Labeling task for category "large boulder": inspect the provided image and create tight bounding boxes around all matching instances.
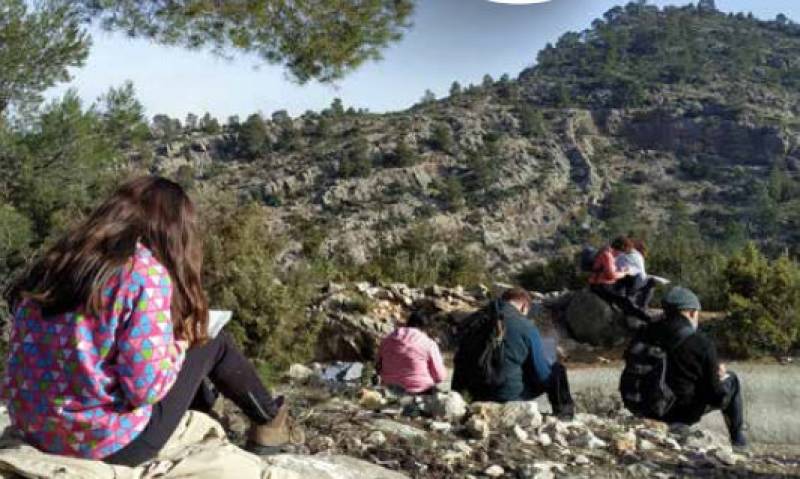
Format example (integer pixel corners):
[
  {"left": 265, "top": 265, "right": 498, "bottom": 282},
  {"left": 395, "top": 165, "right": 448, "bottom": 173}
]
[{"left": 564, "top": 289, "right": 628, "bottom": 347}]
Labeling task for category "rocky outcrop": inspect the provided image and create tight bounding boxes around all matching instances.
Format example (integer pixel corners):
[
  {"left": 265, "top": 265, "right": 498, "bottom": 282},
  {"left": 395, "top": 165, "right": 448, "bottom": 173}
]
[
  {"left": 310, "top": 281, "right": 639, "bottom": 362},
  {"left": 563, "top": 289, "right": 630, "bottom": 347},
  {"left": 312, "top": 282, "right": 488, "bottom": 362},
  {"left": 622, "top": 109, "right": 788, "bottom": 165}
]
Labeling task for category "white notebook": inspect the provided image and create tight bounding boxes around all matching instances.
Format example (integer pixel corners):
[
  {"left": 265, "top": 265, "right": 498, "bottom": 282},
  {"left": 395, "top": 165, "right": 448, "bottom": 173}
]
[
  {"left": 650, "top": 275, "right": 671, "bottom": 285},
  {"left": 208, "top": 310, "right": 233, "bottom": 338}
]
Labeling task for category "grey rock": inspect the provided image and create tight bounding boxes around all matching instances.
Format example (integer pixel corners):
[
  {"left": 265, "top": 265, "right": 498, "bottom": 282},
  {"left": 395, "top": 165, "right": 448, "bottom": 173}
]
[
  {"left": 369, "top": 419, "right": 427, "bottom": 440},
  {"left": 484, "top": 465, "right": 505, "bottom": 477},
  {"left": 265, "top": 454, "right": 409, "bottom": 479},
  {"left": 564, "top": 289, "right": 629, "bottom": 346},
  {"left": 466, "top": 416, "right": 490, "bottom": 440},
  {"left": 424, "top": 391, "right": 467, "bottom": 421},
  {"left": 365, "top": 430, "right": 387, "bottom": 446},
  {"left": 285, "top": 363, "right": 314, "bottom": 381},
  {"left": 573, "top": 454, "right": 590, "bottom": 466},
  {"left": 498, "top": 401, "right": 543, "bottom": 429}
]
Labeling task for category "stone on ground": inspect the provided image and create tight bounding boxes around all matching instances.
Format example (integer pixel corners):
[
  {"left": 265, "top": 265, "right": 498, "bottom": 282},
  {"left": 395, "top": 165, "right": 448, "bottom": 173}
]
[
  {"left": 369, "top": 419, "right": 427, "bottom": 440},
  {"left": 264, "top": 454, "right": 409, "bottom": 479},
  {"left": 423, "top": 391, "right": 467, "bottom": 421}
]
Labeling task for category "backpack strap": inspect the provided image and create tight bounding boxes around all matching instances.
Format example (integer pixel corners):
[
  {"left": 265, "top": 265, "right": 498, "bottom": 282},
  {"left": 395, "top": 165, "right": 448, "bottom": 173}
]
[{"left": 490, "top": 300, "right": 506, "bottom": 342}]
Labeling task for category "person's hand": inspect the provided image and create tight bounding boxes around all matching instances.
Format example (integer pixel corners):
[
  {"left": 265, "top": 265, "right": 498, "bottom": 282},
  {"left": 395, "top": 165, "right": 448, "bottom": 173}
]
[{"left": 718, "top": 363, "right": 727, "bottom": 380}]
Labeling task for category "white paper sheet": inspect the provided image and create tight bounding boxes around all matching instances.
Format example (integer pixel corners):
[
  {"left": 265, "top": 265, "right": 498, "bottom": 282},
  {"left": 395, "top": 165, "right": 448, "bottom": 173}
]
[{"left": 208, "top": 310, "right": 233, "bottom": 338}]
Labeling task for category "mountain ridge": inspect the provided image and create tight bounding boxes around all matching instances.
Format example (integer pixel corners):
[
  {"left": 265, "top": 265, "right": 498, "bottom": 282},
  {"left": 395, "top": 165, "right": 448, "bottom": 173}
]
[{"left": 148, "top": 0, "right": 800, "bottom": 274}]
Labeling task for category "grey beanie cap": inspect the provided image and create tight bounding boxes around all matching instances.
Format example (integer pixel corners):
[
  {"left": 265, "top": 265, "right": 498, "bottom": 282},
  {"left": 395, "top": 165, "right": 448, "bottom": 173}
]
[{"left": 662, "top": 286, "right": 701, "bottom": 311}]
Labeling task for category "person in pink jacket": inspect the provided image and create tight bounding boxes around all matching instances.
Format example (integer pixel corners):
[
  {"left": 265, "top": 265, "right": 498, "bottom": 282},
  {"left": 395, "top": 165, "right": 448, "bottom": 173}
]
[
  {"left": 377, "top": 312, "right": 447, "bottom": 394},
  {"left": 3, "top": 176, "right": 291, "bottom": 465}
]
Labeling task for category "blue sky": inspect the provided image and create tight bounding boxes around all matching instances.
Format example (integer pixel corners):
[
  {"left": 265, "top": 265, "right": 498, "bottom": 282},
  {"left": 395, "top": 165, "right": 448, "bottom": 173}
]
[{"left": 48, "top": 0, "right": 800, "bottom": 121}]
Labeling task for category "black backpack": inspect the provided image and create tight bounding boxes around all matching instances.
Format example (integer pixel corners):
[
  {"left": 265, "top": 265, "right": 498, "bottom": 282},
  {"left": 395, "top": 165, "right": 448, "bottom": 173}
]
[
  {"left": 619, "top": 326, "right": 694, "bottom": 418},
  {"left": 452, "top": 301, "right": 507, "bottom": 398}
]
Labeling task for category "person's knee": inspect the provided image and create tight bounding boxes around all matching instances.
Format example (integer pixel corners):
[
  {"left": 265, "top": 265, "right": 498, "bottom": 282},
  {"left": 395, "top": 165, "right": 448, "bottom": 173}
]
[
  {"left": 724, "top": 371, "right": 742, "bottom": 394},
  {"left": 723, "top": 370, "right": 741, "bottom": 387}
]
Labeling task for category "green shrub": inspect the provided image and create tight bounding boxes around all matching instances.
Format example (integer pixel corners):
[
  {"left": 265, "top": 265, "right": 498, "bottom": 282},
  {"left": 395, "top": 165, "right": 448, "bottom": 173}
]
[
  {"left": 202, "top": 201, "right": 323, "bottom": 369},
  {"left": 390, "top": 137, "right": 418, "bottom": 167},
  {"left": 337, "top": 294, "right": 374, "bottom": 315},
  {"left": 437, "top": 176, "right": 465, "bottom": 211},
  {"left": 339, "top": 136, "right": 372, "bottom": 178},
  {"left": 518, "top": 104, "right": 547, "bottom": 137},
  {"left": 719, "top": 243, "right": 800, "bottom": 358},
  {"left": 429, "top": 122, "right": 455, "bottom": 153},
  {"left": 353, "top": 223, "right": 488, "bottom": 288},
  {"left": 516, "top": 255, "right": 587, "bottom": 293},
  {"left": 238, "top": 114, "right": 270, "bottom": 160}
]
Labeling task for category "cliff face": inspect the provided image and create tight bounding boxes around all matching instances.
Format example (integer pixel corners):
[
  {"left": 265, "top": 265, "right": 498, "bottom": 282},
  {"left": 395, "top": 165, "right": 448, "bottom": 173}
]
[{"left": 150, "top": 2, "right": 800, "bottom": 272}]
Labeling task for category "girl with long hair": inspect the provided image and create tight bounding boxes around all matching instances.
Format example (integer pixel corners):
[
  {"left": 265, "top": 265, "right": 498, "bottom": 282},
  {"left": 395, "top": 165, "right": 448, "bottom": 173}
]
[{"left": 3, "top": 176, "right": 290, "bottom": 465}]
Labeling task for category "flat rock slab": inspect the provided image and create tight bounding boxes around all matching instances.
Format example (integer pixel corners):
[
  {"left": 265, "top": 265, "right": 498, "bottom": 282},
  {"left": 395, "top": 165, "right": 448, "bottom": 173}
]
[{"left": 265, "top": 454, "right": 409, "bottom": 479}]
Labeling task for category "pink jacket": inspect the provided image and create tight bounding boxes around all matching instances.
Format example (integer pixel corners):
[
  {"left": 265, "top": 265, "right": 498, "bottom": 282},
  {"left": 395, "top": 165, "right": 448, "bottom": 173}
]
[
  {"left": 378, "top": 327, "right": 446, "bottom": 393},
  {"left": 3, "top": 243, "right": 185, "bottom": 459}
]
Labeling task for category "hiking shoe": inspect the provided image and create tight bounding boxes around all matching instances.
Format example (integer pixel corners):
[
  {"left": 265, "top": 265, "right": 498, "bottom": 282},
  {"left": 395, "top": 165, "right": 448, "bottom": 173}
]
[
  {"left": 245, "top": 402, "right": 305, "bottom": 456},
  {"left": 555, "top": 404, "right": 576, "bottom": 422},
  {"left": 731, "top": 431, "right": 748, "bottom": 450}
]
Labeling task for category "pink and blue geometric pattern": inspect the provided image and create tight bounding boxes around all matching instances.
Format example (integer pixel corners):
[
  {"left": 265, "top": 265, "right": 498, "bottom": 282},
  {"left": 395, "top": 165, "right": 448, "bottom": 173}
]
[{"left": 2, "top": 243, "right": 185, "bottom": 459}]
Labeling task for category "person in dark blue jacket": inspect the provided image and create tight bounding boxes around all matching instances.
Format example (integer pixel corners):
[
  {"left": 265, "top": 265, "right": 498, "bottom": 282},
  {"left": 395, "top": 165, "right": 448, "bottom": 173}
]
[{"left": 452, "top": 288, "right": 575, "bottom": 418}]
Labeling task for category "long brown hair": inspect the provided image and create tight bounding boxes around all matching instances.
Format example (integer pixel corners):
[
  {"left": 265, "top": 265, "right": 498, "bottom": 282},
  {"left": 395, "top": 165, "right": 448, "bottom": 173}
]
[{"left": 6, "top": 176, "right": 209, "bottom": 346}]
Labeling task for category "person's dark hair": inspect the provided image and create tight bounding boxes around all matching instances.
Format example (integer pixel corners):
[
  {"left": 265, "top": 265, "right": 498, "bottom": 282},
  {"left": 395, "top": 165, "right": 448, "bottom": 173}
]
[
  {"left": 501, "top": 287, "right": 531, "bottom": 305},
  {"left": 633, "top": 239, "right": 648, "bottom": 257},
  {"left": 406, "top": 311, "right": 427, "bottom": 329},
  {"left": 611, "top": 236, "right": 634, "bottom": 252},
  {"left": 6, "top": 176, "right": 209, "bottom": 346}
]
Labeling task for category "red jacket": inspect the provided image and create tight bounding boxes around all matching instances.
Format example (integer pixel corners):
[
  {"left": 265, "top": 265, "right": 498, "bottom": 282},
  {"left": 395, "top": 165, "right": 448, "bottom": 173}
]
[{"left": 589, "top": 246, "right": 625, "bottom": 285}]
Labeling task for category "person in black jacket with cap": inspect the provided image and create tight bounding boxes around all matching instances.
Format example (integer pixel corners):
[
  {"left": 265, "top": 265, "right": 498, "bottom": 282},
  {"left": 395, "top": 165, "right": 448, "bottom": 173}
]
[{"left": 636, "top": 287, "right": 747, "bottom": 447}]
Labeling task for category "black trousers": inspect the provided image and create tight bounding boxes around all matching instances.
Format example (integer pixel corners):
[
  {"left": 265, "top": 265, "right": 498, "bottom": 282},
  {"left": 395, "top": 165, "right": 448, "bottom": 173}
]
[
  {"left": 523, "top": 362, "right": 575, "bottom": 416},
  {"left": 104, "top": 333, "right": 277, "bottom": 466},
  {"left": 632, "top": 278, "right": 657, "bottom": 310},
  {"left": 663, "top": 372, "right": 745, "bottom": 440},
  {"left": 590, "top": 282, "right": 651, "bottom": 323}
]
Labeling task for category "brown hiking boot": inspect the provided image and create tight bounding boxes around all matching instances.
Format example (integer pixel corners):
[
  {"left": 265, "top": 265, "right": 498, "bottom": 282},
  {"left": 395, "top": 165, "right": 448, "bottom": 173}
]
[{"left": 246, "top": 403, "right": 305, "bottom": 455}]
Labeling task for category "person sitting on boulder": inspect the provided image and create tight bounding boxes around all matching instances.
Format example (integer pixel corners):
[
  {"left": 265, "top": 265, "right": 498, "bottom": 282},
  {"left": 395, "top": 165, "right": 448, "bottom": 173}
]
[
  {"left": 452, "top": 288, "right": 575, "bottom": 419},
  {"left": 377, "top": 311, "right": 447, "bottom": 395},
  {"left": 589, "top": 236, "right": 651, "bottom": 323},
  {"left": 3, "top": 176, "right": 294, "bottom": 465},
  {"left": 623, "top": 287, "right": 747, "bottom": 448},
  {"left": 615, "top": 238, "right": 657, "bottom": 309}
]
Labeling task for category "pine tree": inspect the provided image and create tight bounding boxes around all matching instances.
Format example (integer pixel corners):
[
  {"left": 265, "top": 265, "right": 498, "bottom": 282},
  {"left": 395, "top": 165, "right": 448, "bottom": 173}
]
[
  {"left": 0, "top": 0, "right": 89, "bottom": 113},
  {"left": 449, "top": 81, "right": 462, "bottom": 97},
  {"left": 75, "top": 0, "right": 415, "bottom": 83},
  {"left": 392, "top": 137, "right": 417, "bottom": 167},
  {"left": 238, "top": 114, "right": 270, "bottom": 160},
  {"left": 430, "top": 123, "right": 455, "bottom": 153},
  {"left": 420, "top": 89, "right": 436, "bottom": 104}
]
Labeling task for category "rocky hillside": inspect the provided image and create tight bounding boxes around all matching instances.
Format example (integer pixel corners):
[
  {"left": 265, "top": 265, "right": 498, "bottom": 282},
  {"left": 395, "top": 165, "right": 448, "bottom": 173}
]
[{"left": 148, "top": 1, "right": 800, "bottom": 273}]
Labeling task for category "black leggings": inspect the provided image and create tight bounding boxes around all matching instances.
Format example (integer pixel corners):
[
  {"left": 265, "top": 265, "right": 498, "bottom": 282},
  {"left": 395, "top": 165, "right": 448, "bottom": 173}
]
[
  {"left": 632, "top": 278, "right": 657, "bottom": 310},
  {"left": 524, "top": 362, "right": 575, "bottom": 416},
  {"left": 104, "top": 333, "right": 277, "bottom": 466},
  {"left": 590, "top": 282, "right": 651, "bottom": 323}
]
